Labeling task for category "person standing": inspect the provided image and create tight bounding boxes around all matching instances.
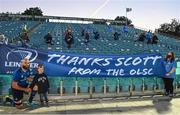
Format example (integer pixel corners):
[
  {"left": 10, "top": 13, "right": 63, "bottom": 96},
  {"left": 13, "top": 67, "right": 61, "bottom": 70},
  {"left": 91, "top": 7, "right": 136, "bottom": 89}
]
[
  {"left": 163, "top": 52, "right": 177, "bottom": 97},
  {"left": 65, "top": 29, "right": 74, "bottom": 49},
  {"left": 31, "top": 64, "right": 50, "bottom": 106}
]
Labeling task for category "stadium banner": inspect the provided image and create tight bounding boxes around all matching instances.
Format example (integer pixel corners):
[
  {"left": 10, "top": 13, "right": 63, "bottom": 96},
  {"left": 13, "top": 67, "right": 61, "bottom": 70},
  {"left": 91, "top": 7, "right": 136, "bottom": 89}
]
[{"left": 0, "top": 44, "right": 166, "bottom": 77}]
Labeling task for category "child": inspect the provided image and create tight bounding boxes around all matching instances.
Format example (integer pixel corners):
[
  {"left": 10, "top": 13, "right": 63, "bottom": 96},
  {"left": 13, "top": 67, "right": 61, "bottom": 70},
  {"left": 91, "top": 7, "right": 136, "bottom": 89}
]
[{"left": 31, "top": 64, "right": 50, "bottom": 106}]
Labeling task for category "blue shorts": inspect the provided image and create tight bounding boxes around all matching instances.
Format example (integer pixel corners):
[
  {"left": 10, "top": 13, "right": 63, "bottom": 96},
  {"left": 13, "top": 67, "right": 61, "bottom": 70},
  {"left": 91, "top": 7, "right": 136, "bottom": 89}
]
[{"left": 12, "top": 88, "right": 24, "bottom": 103}]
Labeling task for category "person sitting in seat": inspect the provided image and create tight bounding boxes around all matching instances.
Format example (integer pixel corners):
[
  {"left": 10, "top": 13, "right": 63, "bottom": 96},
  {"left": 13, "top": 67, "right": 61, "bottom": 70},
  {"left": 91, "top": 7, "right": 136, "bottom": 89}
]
[
  {"left": 134, "top": 32, "right": 139, "bottom": 42},
  {"left": 0, "top": 33, "right": 8, "bottom": 44},
  {"left": 20, "top": 32, "right": 30, "bottom": 47},
  {"left": 122, "top": 26, "right": 128, "bottom": 38},
  {"left": 44, "top": 32, "right": 53, "bottom": 47},
  {"left": 93, "top": 31, "right": 100, "bottom": 40},
  {"left": 114, "top": 32, "right": 121, "bottom": 40},
  {"left": 138, "top": 32, "right": 145, "bottom": 42},
  {"left": 122, "top": 26, "right": 128, "bottom": 34},
  {"left": 22, "top": 23, "right": 28, "bottom": 33},
  {"left": 21, "top": 32, "right": 29, "bottom": 43},
  {"left": 145, "top": 30, "right": 152, "bottom": 44},
  {"left": 81, "top": 29, "right": 85, "bottom": 37},
  {"left": 152, "top": 33, "right": 158, "bottom": 44},
  {"left": 84, "top": 32, "right": 90, "bottom": 45}
]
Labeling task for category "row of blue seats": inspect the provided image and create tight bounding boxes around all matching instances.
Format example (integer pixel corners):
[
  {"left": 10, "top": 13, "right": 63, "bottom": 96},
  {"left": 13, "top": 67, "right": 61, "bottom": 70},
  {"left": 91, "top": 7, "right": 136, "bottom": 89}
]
[{"left": 1, "top": 75, "right": 180, "bottom": 95}]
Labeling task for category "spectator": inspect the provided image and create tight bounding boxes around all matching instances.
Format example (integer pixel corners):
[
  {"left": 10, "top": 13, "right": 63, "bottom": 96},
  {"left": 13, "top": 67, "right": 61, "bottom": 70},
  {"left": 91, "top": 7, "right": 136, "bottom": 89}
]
[
  {"left": 122, "top": 26, "right": 128, "bottom": 38},
  {"left": 151, "top": 33, "right": 158, "bottom": 44},
  {"left": 108, "top": 24, "right": 114, "bottom": 33},
  {"left": 20, "top": 32, "right": 30, "bottom": 47},
  {"left": 21, "top": 32, "right": 30, "bottom": 43},
  {"left": 29, "top": 64, "right": 50, "bottom": 107},
  {"left": 145, "top": 30, "right": 152, "bottom": 44},
  {"left": 66, "top": 26, "right": 72, "bottom": 34},
  {"left": 84, "top": 32, "right": 90, "bottom": 45},
  {"left": 65, "top": 29, "right": 74, "bottom": 49},
  {"left": 3, "top": 37, "right": 8, "bottom": 44},
  {"left": 134, "top": 32, "right": 139, "bottom": 42},
  {"left": 163, "top": 52, "right": 177, "bottom": 97},
  {"left": 93, "top": 31, "right": 100, "bottom": 40},
  {"left": 22, "top": 23, "right": 28, "bottom": 33},
  {"left": 0, "top": 33, "right": 5, "bottom": 43},
  {"left": 44, "top": 32, "right": 53, "bottom": 47},
  {"left": 81, "top": 29, "right": 85, "bottom": 37},
  {"left": 0, "top": 33, "right": 8, "bottom": 44},
  {"left": 122, "top": 26, "right": 128, "bottom": 34},
  {"left": 45, "top": 32, "right": 52, "bottom": 44},
  {"left": 114, "top": 32, "right": 121, "bottom": 40},
  {"left": 11, "top": 58, "right": 32, "bottom": 109},
  {"left": 138, "top": 32, "right": 145, "bottom": 42}
]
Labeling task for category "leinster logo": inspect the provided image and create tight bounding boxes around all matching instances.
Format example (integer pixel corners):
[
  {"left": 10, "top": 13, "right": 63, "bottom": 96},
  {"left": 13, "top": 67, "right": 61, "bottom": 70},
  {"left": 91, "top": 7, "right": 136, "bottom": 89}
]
[{"left": 6, "top": 48, "right": 38, "bottom": 62}]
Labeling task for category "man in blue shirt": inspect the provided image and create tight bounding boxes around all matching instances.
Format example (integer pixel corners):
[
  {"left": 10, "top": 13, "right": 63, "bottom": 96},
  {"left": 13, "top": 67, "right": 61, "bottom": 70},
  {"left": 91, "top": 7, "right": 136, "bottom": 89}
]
[
  {"left": 163, "top": 52, "right": 177, "bottom": 97},
  {"left": 122, "top": 26, "right": 128, "bottom": 33},
  {"left": 11, "top": 58, "right": 32, "bottom": 109},
  {"left": 145, "top": 31, "right": 152, "bottom": 44}
]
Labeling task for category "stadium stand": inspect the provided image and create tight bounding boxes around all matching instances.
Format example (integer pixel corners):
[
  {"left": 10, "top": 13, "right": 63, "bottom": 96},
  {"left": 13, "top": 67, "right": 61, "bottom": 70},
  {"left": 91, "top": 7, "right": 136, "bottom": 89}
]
[
  {"left": 0, "top": 20, "right": 39, "bottom": 42},
  {"left": 0, "top": 15, "right": 180, "bottom": 98}
]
